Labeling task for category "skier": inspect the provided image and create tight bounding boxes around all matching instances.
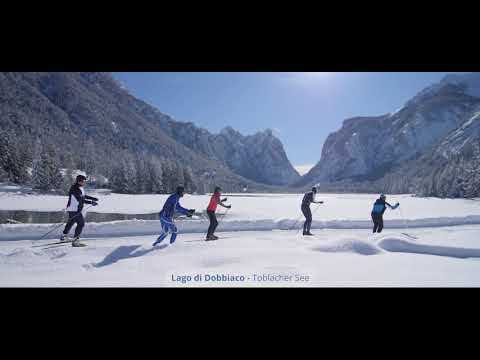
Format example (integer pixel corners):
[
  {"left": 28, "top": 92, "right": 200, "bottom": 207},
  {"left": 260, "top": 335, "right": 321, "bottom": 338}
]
[
  {"left": 371, "top": 194, "right": 399, "bottom": 233},
  {"left": 153, "top": 186, "right": 195, "bottom": 246},
  {"left": 61, "top": 174, "right": 99, "bottom": 247},
  {"left": 206, "top": 186, "right": 231, "bottom": 241},
  {"left": 301, "top": 187, "right": 323, "bottom": 236}
]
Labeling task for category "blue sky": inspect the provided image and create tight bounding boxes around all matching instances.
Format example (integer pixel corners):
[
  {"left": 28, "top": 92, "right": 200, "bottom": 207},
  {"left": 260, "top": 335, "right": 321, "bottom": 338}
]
[{"left": 112, "top": 72, "right": 463, "bottom": 173}]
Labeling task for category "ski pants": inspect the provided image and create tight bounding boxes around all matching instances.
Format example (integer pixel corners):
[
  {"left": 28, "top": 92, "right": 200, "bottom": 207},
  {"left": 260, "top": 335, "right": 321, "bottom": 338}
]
[
  {"left": 302, "top": 205, "right": 312, "bottom": 233},
  {"left": 371, "top": 212, "right": 384, "bottom": 233},
  {"left": 157, "top": 215, "right": 178, "bottom": 244},
  {"left": 207, "top": 210, "right": 218, "bottom": 237},
  {"left": 63, "top": 211, "right": 85, "bottom": 238}
]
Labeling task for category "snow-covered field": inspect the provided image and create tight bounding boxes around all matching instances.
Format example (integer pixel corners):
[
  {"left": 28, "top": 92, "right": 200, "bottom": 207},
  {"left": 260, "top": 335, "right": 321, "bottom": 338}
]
[
  {"left": 2, "top": 227, "right": 480, "bottom": 287},
  {"left": 1, "top": 189, "right": 480, "bottom": 287}
]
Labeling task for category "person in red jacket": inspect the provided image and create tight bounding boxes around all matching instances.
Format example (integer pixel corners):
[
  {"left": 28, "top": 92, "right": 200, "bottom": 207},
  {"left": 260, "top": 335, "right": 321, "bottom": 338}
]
[{"left": 206, "top": 186, "right": 231, "bottom": 241}]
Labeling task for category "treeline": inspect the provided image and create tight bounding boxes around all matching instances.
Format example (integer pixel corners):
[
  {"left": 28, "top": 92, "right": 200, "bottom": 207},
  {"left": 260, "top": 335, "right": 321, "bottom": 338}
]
[
  {"left": 108, "top": 153, "right": 197, "bottom": 194},
  {"left": 0, "top": 129, "right": 218, "bottom": 194}
]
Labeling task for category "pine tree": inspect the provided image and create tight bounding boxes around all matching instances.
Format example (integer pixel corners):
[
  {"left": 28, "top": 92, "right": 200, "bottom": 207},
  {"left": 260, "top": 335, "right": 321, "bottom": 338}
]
[
  {"left": 110, "top": 164, "right": 129, "bottom": 193},
  {"left": 146, "top": 157, "right": 163, "bottom": 194},
  {"left": 77, "top": 139, "right": 97, "bottom": 176},
  {"left": 183, "top": 166, "right": 196, "bottom": 193},
  {"left": 135, "top": 157, "right": 148, "bottom": 193},
  {"left": 0, "top": 129, "right": 28, "bottom": 183},
  {"left": 110, "top": 157, "right": 137, "bottom": 194},
  {"left": 175, "top": 162, "right": 185, "bottom": 189},
  {"left": 31, "top": 145, "right": 63, "bottom": 191},
  {"left": 162, "top": 160, "right": 174, "bottom": 193}
]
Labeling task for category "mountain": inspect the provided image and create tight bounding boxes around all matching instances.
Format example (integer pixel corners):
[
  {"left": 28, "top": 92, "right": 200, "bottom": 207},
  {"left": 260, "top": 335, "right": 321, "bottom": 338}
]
[
  {"left": 118, "top": 92, "right": 300, "bottom": 186},
  {"left": 152, "top": 121, "right": 300, "bottom": 186},
  {"left": 0, "top": 72, "right": 289, "bottom": 193},
  {"left": 296, "top": 73, "right": 480, "bottom": 197}
]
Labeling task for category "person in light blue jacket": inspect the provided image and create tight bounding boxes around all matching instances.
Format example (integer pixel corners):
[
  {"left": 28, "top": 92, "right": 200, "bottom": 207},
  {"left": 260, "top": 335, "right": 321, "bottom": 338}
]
[
  {"left": 153, "top": 186, "right": 195, "bottom": 246},
  {"left": 371, "top": 194, "right": 399, "bottom": 233}
]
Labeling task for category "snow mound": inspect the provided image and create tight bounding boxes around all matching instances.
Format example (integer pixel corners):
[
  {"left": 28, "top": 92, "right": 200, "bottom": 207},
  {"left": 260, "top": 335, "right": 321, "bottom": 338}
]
[
  {"left": 311, "top": 238, "right": 381, "bottom": 256},
  {"left": 377, "top": 237, "right": 480, "bottom": 259}
]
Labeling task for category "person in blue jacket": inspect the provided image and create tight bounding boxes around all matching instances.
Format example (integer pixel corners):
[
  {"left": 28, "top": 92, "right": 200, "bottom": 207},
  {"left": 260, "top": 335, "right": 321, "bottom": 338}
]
[
  {"left": 153, "top": 186, "right": 195, "bottom": 246},
  {"left": 371, "top": 194, "right": 399, "bottom": 233}
]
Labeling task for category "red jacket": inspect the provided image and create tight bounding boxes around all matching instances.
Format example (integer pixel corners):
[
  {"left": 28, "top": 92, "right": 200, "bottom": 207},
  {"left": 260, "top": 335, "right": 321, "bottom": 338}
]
[{"left": 207, "top": 192, "right": 221, "bottom": 212}]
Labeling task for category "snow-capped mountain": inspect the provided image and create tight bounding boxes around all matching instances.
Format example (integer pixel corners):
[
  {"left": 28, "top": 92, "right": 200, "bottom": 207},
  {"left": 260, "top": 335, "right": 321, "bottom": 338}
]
[
  {"left": 296, "top": 73, "right": 480, "bottom": 197},
  {"left": 153, "top": 122, "right": 300, "bottom": 186}
]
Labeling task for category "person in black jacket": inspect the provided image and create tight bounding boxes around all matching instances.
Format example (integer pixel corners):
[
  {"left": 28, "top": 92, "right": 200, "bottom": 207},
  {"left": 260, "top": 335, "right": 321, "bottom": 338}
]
[
  {"left": 61, "top": 175, "right": 99, "bottom": 247},
  {"left": 301, "top": 187, "right": 324, "bottom": 236}
]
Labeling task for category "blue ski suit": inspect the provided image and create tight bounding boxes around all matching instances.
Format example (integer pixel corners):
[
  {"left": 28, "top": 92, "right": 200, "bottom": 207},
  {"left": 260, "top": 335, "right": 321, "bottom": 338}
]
[{"left": 154, "top": 193, "right": 190, "bottom": 245}]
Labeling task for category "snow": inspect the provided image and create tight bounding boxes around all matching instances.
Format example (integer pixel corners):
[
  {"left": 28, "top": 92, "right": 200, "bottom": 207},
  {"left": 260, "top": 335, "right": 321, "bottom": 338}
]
[
  {"left": 4, "top": 214, "right": 480, "bottom": 241},
  {"left": 294, "top": 164, "right": 314, "bottom": 176},
  {"left": 2, "top": 192, "right": 480, "bottom": 221},
  {"left": 2, "top": 192, "right": 480, "bottom": 286},
  {"left": 2, "top": 226, "right": 480, "bottom": 287}
]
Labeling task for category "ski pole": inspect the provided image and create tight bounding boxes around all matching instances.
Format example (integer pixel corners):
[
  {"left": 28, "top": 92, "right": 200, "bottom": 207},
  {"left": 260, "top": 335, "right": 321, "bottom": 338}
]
[
  {"left": 215, "top": 207, "right": 230, "bottom": 233},
  {"left": 295, "top": 203, "right": 322, "bottom": 235},
  {"left": 289, "top": 214, "right": 304, "bottom": 231},
  {"left": 31, "top": 209, "right": 68, "bottom": 244},
  {"left": 38, "top": 205, "right": 94, "bottom": 240}
]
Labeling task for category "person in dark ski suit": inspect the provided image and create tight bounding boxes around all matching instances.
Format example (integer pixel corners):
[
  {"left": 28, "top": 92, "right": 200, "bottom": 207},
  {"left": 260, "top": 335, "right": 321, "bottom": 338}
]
[
  {"left": 301, "top": 187, "right": 324, "bottom": 236},
  {"left": 206, "top": 186, "right": 231, "bottom": 241},
  {"left": 61, "top": 175, "right": 99, "bottom": 247},
  {"left": 153, "top": 186, "right": 195, "bottom": 246},
  {"left": 371, "top": 194, "right": 399, "bottom": 233}
]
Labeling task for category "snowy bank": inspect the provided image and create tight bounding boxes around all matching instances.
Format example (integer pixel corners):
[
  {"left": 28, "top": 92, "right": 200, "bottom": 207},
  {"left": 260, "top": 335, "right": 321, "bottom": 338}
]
[{"left": 3, "top": 215, "right": 480, "bottom": 241}]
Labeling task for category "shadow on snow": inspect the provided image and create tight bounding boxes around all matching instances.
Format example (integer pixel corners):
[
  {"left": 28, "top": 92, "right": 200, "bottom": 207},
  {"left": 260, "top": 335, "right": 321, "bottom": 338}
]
[{"left": 94, "top": 244, "right": 168, "bottom": 268}]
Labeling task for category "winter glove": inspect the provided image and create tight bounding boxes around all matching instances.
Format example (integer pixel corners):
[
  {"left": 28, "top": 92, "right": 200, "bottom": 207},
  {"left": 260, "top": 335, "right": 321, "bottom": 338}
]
[{"left": 187, "top": 209, "right": 195, "bottom": 217}]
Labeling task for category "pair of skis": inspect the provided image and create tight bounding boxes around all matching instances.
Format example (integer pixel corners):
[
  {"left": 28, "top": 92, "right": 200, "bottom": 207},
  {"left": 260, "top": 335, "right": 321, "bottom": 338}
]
[{"left": 32, "top": 237, "right": 88, "bottom": 249}]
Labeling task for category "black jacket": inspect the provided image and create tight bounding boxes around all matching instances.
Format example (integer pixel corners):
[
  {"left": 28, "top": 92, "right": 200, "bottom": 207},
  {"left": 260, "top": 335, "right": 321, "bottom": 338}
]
[
  {"left": 66, "top": 184, "right": 98, "bottom": 213},
  {"left": 302, "top": 191, "right": 315, "bottom": 207}
]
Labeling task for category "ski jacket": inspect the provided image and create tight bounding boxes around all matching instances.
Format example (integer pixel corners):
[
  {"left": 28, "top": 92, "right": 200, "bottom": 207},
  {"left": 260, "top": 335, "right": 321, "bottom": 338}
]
[
  {"left": 302, "top": 191, "right": 316, "bottom": 207},
  {"left": 371, "top": 198, "right": 398, "bottom": 215},
  {"left": 207, "top": 192, "right": 228, "bottom": 212},
  {"left": 160, "top": 193, "right": 189, "bottom": 220},
  {"left": 65, "top": 184, "right": 98, "bottom": 213}
]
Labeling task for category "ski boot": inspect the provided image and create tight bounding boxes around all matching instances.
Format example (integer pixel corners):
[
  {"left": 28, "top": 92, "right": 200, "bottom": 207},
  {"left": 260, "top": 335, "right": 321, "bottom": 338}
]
[
  {"left": 153, "top": 237, "right": 165, "bottom": 247},
  {"left": 72, "top": 237, "right": 87, "bottom": 247},
  {"left": 60, "top": 234, "right": 70, "bottom": 243},
  {"left": 206, "top": 235, "right": 217, "bottom": 241},
  {"left": 303, "top": 232, "right": 314, "bottom": 236}
]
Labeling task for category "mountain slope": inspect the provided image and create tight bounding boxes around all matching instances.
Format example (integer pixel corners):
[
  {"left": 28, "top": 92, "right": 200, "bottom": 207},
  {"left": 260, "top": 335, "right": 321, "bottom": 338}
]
[
  {"left": 0, "top": 72, "right": 281, "bottom": 192},
  {"left": 296, "top": 73, "right": 480, "bottom": 197}
]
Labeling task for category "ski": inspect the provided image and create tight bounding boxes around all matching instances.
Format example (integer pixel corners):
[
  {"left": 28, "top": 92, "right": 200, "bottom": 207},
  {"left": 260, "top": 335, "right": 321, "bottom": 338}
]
[
  {"left": 32, "top": 239, "right": 73, "bottom": 248},
  {"left": 401, "top": 232, "right": 418, "bottom": 240}
]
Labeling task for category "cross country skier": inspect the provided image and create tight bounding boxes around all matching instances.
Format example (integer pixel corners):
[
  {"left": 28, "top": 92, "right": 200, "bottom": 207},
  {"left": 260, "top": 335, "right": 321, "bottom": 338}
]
[
  {"left": 153, "top": 186, "right": 195, "bottom": 246},
  {"left": 61, "top": 175, "right": 99, "bottom": 247},
  {"left": 206, "top": 186, "right": 231, "bottom": 241},
  {"left": 301, "top": 187, "right": 323, "bottom": 236},
  {"left": 371, "top": 194, "right": 399, "bottom": 233}
]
